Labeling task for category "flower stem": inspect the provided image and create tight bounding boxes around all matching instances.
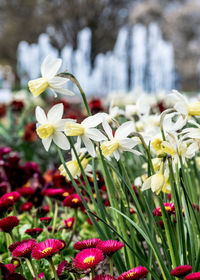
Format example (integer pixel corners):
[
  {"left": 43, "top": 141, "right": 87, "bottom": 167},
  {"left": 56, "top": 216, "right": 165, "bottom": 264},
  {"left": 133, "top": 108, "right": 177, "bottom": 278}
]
[
  {"left": 26, "top": 258, "right": 39, "bottom": 280},
  {"left": 66, "top": 209, "right": 77, "bottom": 248},
  {"left": 109, "top": 255, "right": 114, "bottom": 276},
  {"left": 48, "top": 257, "right": 59, "bottom": 280},
  {"left": 52, "top": 200, "right": 58, "bottom": 235}
]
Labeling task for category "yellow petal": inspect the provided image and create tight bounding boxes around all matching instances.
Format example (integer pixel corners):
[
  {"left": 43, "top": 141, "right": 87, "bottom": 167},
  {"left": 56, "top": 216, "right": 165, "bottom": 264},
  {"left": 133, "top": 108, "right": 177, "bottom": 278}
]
[{"left": 28, "top": 77, "right": 49, "bottom": 97}]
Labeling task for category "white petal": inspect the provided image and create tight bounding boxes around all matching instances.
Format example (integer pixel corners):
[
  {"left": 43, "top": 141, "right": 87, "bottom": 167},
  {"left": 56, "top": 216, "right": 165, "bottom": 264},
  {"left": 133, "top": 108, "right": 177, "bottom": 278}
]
[
  {"left": 102, "top": 118, "right": 113, "bottom": 139},
  {"left": 141, "top": 177, "right": 152, "bottom": 191},
  {"left": 118, "top": 138, "right": 138, "bottom": 149},
  {"left": 47, "top": 103, "right": 64, "bottom": 123},
  {"left": 42, "top": 57, "right": 62, "bottom": 79},
  {"left": 82, "top": 135, "right": 96, "bottom": 157},
  {"left": 174, "top": 102, "right": 188, "bottom": 116},
  {"left": 85, "top": 128, "right": 107, "bottom": 141},
  {"left": 55, "top": 119, "right": 75, "bottom": 131},
  {"left": 81, "top": 113, "right": 105, "bottom": 128},
  {"left": 41, "top": 55, "right": 52, "bottom": 77},
  {"left": 52, "top": 132, "right": 70, "bottom": 150},
  {"left": 42, "top": 137, "right": 52, "bottom": 151},
  {"left": 115, "top": 121, "right": 134, "bottom": 140},
  {"left": 50, "top": 87, "right": 75, "bottom": 96},
  {"left": 48, "top": 76, "right": 68, "bottom": 87},
  {"left": 113, "top": 150, "right": 120, "bottom": 161},
  {"left": 35, "top": 106, "right": 47, "bottom": 124}
]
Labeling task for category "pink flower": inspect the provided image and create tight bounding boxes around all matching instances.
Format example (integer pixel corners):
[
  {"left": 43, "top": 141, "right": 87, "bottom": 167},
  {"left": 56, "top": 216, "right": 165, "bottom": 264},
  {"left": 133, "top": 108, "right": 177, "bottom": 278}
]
[
  {"left": 25, "top": 228, "right": 43, "bottom": 238},
  {"left": 1, "top": 192, "right": 21, "bottom": 203},
  {"left": 185, "top": 272, "right": 200, "bottom": 280},
  {"left": 96, "top": 240, "right": 124, "bottom": 256},
  {"left": 171, "top": 265, "right": 192, "bottom": 277},
  {"left": 63, "top": 194, "right": 87, "bottom": 208},
  {"left": 12, "top": 240, "right": 36, "bottom": 258},
  {"left": 153, "top": 203, "right": 175, "bottom": 216},
  {"left": 74, "top": 239, "right": 101, "bottom": 250},
  {"left": 0, "top": 216, "right": 19, "bottom": 232},
  {"left": 31, "top": 239, "right": 63, "bottom": 260},
  {"left": 74, "top": 248, "right": 104, "bottom": 270},
  {"left": 21, "top": 202, "right": 33, "bottom": 212},
  {"left": 64, "top": 217, "right": 75, "bottom": 229},
  {"left": 42, "top": 188, "right": 64, "bottom": 198},
  {"left": 5, "top": 264, "right": 15, "bottom": 273},
  {"left": 117, "top": 266, "right": 148, "bottom": 280}
]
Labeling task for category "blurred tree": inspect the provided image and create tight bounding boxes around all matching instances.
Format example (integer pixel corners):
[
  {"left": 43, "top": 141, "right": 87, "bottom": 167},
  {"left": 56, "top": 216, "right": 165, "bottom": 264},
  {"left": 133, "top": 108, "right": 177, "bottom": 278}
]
[{"left": 0, "top": 0, "right": 131, "bottom": 71}]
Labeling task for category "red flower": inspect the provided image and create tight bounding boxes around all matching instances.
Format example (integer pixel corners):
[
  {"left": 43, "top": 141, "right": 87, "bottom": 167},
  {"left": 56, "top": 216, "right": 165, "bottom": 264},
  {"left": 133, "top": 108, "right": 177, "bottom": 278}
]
[
  {"left": 1, "top": 192, "right": 21, "bottom": 203},
  {"left": 17, "top": 187, "right": 35, "bottom": 197},
  {"left": 63, "top": 194, "right": 87, "bottom": 208},
  {"left": 0, "top": 216, "right": 19, "bottom": 232},
  {"left": 21, "top": 202, "right": 33, "bottom": 212},
  {"left": 33, "top": 272, "right": 45, "bottom": 280},
  {"left": 64, "top": 217, "right": 75, "bottom": 229},
  {"left": 93, "top": 276, "right": 116, "bottom": 280},
  {"left": 40, "top": 217, "right": 52, "bottom": 226},
  {"left": 57, "top": 260, "right": 68, "bottom": 277},
  {"left": 97, "top": 240, "right": 124, "bottom": 256},
  {"left": 11, "top": 100, "right": 24, "bottom": 112},
  {"left": 25, "top": 228, "right": 43, "bottom": 238},
  {"left": 0, "top": 198, "right": 14, "bottom": 214},
  {"left": 5, "top": 264, "right": 15, "bottom": 273},
  {"left": 42, "top": 188, "right": 64, "bottom": 198},
  {"left": 31, "top": 239, "right": 63, "bottom": 260},
  {"left": 171, "top": 265, "right": 192, "bottom": 277},
  {"left": 74, "top": 248, "right": 104, "bottom": 270},
  {"left": 12, "top": 240, "right": 36, "bottom": 258},
  {"left": 185, "top": 272, "right": 200, "bottom": 280},
  {"left": 9, "top": 239, "right": 35, "bottom": 252},
  {"left": 11, "top": 258, "right": 21, "bottom": 268},
  {"left": 118, "top": 266, "right": 148, "bottom": 280},
  {"left": 23, "top": 122, "right": 37, "bottom": 142},
  {"left": 153, "top": 203, "right": 175, "bottom": 216},
  {"left": 74, "top": 239, "right": 101, "bottom": 250}
]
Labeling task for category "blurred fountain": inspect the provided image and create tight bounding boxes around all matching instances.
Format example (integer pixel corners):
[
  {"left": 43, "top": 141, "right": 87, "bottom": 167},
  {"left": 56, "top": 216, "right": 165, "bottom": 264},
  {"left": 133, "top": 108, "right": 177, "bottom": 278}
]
[{"left": 17, "top": 23, "right": 175, "bottom": 96}]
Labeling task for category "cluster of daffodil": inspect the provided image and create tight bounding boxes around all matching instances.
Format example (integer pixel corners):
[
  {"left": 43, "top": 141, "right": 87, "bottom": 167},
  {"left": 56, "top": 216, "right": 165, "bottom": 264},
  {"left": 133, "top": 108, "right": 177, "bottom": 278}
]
[{"left": 28, "top": 56, "right": 200, "bottom": 280}]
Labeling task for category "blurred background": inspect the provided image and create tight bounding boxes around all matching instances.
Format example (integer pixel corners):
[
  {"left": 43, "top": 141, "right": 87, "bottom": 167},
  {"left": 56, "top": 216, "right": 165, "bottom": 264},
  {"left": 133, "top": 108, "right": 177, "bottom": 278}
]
[{"left": 0, "top": 0, "right": 200, "bottom": 99}]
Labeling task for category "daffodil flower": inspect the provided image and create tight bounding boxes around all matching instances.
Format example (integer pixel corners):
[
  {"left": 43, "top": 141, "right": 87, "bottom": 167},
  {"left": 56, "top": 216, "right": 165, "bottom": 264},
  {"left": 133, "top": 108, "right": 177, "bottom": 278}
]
[
  {"left": 36, "top": 103, "right": 73, "bottom": 151},
  {"left": 101, "top": 119, "right": 140, "bottom": 161},
  {"left": 64, "top": 113, "right": 107, "bottom": 157},
  {"left": 28, "top": 56, "right": 74, "bottom": 97}
]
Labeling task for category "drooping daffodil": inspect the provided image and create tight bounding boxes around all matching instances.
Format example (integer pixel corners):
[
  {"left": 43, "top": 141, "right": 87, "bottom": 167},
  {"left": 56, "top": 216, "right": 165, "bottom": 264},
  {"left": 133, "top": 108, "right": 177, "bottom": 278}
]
[
  {"left": 28, "top": 56, "right": 74, "bottom": 97},
  {"left": 64, "top": 113, "right": 107, "bottom": 157},
  {"left": 100, "top": 119, "right": 140, "bottom": 161},
  {"left": 36, "top": 103, "right": 73, "bottom": 151}
]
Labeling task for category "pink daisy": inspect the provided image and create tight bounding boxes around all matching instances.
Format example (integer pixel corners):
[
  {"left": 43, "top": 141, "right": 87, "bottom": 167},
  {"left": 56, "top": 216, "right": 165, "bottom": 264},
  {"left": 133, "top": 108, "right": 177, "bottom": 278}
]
[
  {"left": 42, "top": 188, "right": 64, "bottom": 198},
  {"left": 0, "top": 216, "right": 19, "bottom": 232},
  {"left": 31, "top": 239, "right": 63, "bottom": 260},
  {"left": 118, "top": 266, "right": 148, "bottom": 280},
  {"left": 1, "top": 192, "right": 21, "bottom": 203},
  {"left": 64, "top": 217, "right": 75, "bottom": 229},
  {"left": 5, "top": 264, "right": 15, "bottom": 273},
  {"left": 74, "top": 248, "right": 104, "bottom": 270},
  {"left": 74, "top": 239, "right": 101, "bottom": 250},
  {"left": 63, "top": 194, "right": 87, "bottom": 208},
  {"left": 21, "top": 202, "right": 33, "bottom": 212},
  {"left": 96, "top": 240, "right": 124, "bottom": 256},
  {"left": 153, "top": 203, "right": 175, "bottom": 216},
  {"left": 12, "top": 239, "right": 36, "bottom": 258},
  {"left": 185, "top": 272, "right": 200, "bottom": 280},
  {"left": 171, "top": 265, "right": 192, "bottom": 277},
  {"left": 16, "top": 187, "right": 35, "bottom": 197}
]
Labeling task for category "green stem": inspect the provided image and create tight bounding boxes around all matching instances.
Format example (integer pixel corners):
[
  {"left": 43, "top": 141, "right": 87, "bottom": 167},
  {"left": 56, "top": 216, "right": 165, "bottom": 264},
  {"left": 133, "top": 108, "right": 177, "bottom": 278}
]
[
  {"left": 110, "top": 256, "right": 114, "bottom": 276},
  {"left": 48, "top": 257, "right": 59, "bottom": 280},
  {"left": 66, "top": 209, "right": 78, "bottom": 248},
  {"left": 52, "top": 200, "right": 58, "bottom": 235}
]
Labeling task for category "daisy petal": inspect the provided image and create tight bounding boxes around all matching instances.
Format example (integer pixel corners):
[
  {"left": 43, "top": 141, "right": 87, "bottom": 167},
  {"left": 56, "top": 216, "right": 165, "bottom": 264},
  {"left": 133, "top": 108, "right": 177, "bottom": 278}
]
[
  {"left": 47, "top": 103, "right": 64, "bottom": 123},
  {"left": 35, "top": 106, "right": 47, "bottom": 124},
  {"left": 42, "top": 137, "right": 52, "bottom": 151},
  {"left": 52, "top": 132, "right": 70, "bottom": 150},
  {"left": 82, "top": 135, "right": 96, "bottom": 157}
]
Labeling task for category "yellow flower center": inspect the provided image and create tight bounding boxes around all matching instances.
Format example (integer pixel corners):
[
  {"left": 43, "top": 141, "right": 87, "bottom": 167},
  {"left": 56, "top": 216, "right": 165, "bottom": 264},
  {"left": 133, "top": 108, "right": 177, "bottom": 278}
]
[
  {"left": 72, "top": 198, "right": 79, "bottom": 203},
  {"left": 8, "top": 196, "right": 14, "bottom": 200},
  {"left": 101, "top": 139, "right": 119, "bottom": 157},
  {"left": 161, "top": 143, "right": 175, "bottom": 156},
  {"left": 13, "top": 260, "right": 19, "bottom": 266},
  {"left": 37, "top": 124, "right": 54, "bottom": 139},
  {"left": 188, "top": 102, "right": 200, "bottom": 116},
  {"left": 152, "top": 138, "right": 163, "bottom": 153},
  {"left": 127, "top": 272, "right": 136, "bottom": 278},
  {"left": 83, "top": 256, "right": 95, "bottom": 264},
  {"left": 63, "top": 192, "right": 69, "bottom": 197},
  {"left": 42, "top": 247, "right": 52, "bottom": 254},
  {"left": 28, "top": 77, "right": 49, "bottom": 97},
  {"left": 67, "top": 221, "right": 72, "bottom": 227},
  {"left": 65, "top": 123, "right": 85, "bottom": 136}
]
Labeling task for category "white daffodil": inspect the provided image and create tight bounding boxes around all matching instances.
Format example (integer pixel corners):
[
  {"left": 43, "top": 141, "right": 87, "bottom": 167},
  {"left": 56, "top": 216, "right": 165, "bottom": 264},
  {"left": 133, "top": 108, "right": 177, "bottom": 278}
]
[
  {"left": 59, "top": 139, "right": 92, "bottom": 181},
  {"left": 28, "top": 56, "right": 74, "bottom": 97},
  {"left": 36, "top": 103, "right": 73, "bottom": 151},
  {"left": 168, "top": 90, "right": 200, "bottom": 117},
  {"left": 64, "top": 113, "right": 107, "bottom": 157},
  {"left": 182, "top": 119, "right": 200, "bottom": 140},
  {"left": 100, "top": 119, "right": 140, "bottom": 161}
]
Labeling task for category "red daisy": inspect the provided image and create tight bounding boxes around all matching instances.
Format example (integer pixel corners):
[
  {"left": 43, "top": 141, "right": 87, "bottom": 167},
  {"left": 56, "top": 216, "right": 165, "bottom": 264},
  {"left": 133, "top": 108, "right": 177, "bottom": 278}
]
[
  {"left": 64, "top": 217, "right": 75, "bottom": 229},
  {"left": 96, "top": 240, "right": 124, "bottom": 256},
  {"left": 25, "top": 228, "right": 43, "bottom": 238},
  {"left": 57, "top": 260, "right": 68, "bottom": 276},
  {"left": 74, "top": 239, "right": 101, "bottom": 250},
  {"left": 5, "top": 264, "right": 15, "bottom": 273},
  {"left": 171, "top": 265, "right": 192, "bottom": 277},
  {"left": 1, "top": 192, "right": 21, "bottom": 203},
  {"left": 42, "top": 188, "right": 64, "bottom": 198},
  {"left": 185, "top": 272, "right": 200, "bottom": 280},
  {"left": 118, "top": 266, "right": 148, "bottom": 280},
  {"left": 9, "top": 239, "right": 35, "bottom": 252},
  {"left": 74, "top": 248, "right": 104, "bottom": 270},
  {"left": 153, "top": 203, "right": 175, "bottom": 216},
  {"left": 31, "top": 239, "right": 63, "bottom": 260},
  {"left": 16, "top": 187, "right": 35, "bottom": 197},
  {"left": 93, "top": 276, "right": 116, "bottom": 280},
  {"left": 40, "top": 217, "right": 52, "bottom": 226},
  {"left": 63, "top": 194, "right": 87, "bottom": 208},
  {"left": 0, "top": 216, "right": 19, "bottom": 232},
  {"left": 12, "top": 239, "right": 36, "bottom": 258},
  {"left": 0, "top": 198, "right": 14, "bottom": 213},
  {"left": 21, "top": 202, "right": 33, "bottom": 212}
]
